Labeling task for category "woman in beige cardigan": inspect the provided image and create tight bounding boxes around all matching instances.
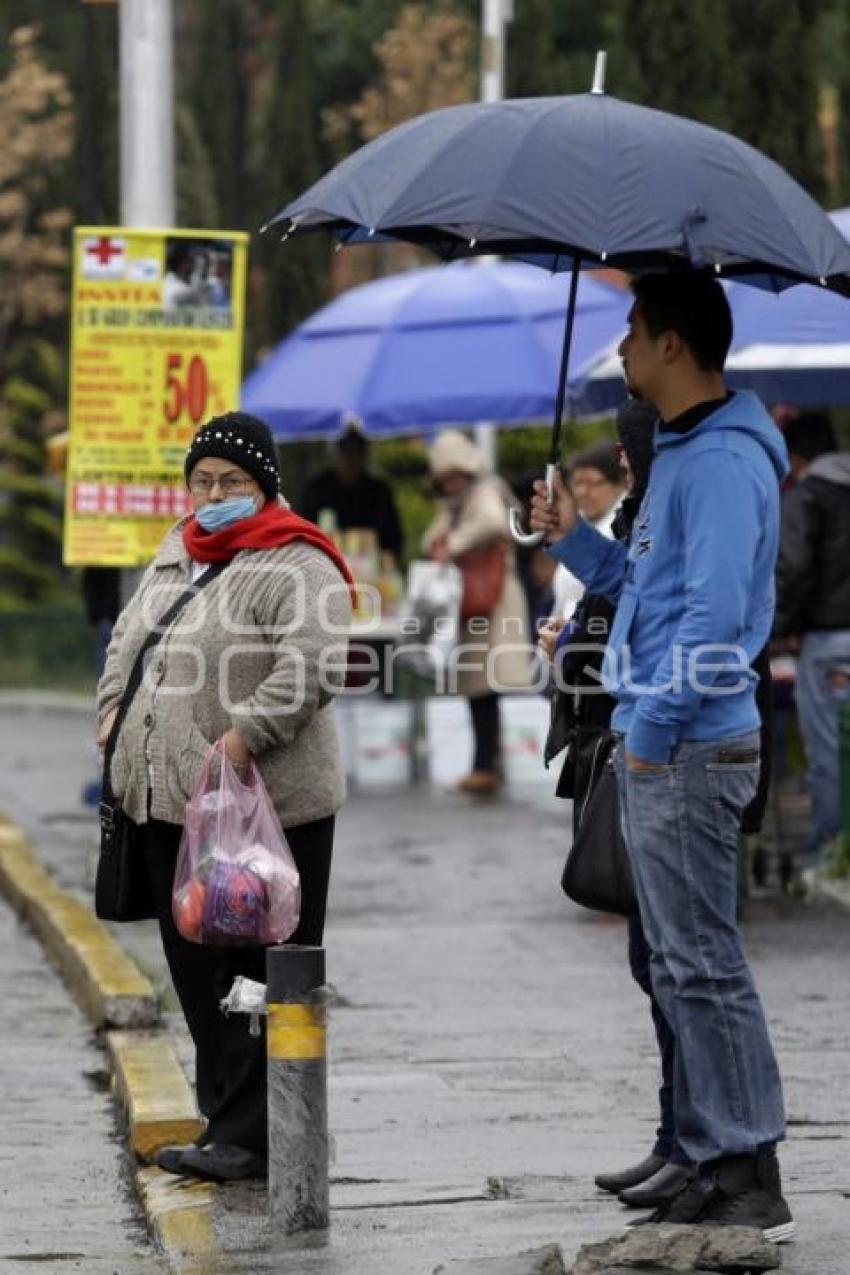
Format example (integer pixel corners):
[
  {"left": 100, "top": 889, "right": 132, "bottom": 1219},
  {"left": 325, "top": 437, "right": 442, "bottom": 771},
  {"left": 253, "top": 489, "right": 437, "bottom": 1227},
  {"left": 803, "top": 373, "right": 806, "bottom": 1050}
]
[
  {"left": 424, "top": 430, "right": 532, "bottom": 793},
  {"left": 96, "top": 412, "right": 353, "bottom": 1183}
]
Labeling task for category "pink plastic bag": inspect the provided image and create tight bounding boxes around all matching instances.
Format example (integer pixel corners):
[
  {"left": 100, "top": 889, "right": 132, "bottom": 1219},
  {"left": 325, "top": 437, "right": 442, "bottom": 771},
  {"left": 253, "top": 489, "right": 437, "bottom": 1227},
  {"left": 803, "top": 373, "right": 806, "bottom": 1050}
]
[{"left": 172, "top": 741, "right": 301, "bottom": 946}]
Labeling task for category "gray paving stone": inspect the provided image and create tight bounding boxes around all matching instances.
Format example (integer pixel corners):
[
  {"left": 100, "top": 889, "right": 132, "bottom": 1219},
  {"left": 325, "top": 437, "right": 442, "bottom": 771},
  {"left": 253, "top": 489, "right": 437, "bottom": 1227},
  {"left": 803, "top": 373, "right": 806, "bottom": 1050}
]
[
  {"left": 433, "top": 1243, "right": 566, "bottom": 1273},
  {"left": 0, "top": 892, "right": 161, "bottom": 1274}
]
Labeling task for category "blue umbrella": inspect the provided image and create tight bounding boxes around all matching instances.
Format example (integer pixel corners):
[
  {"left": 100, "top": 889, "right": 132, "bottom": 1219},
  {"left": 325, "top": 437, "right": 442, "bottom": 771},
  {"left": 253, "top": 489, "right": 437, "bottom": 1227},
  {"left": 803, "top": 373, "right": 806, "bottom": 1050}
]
[
  {"left": 575, "top": 208, "right": 850, "bottom": 412},
  {"left": 263, "top": 56, "right": 850, "bottom": 540},
  {"left": 242, "top": 261, "right": 629, "bottom": 440}
]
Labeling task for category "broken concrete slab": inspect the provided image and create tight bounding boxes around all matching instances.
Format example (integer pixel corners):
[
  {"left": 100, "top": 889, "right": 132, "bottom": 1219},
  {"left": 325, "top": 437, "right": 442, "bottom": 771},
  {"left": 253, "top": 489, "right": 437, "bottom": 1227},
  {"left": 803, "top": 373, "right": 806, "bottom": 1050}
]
[{"left": 570, "top": 1225, "right": 781, "bottom": 1274}]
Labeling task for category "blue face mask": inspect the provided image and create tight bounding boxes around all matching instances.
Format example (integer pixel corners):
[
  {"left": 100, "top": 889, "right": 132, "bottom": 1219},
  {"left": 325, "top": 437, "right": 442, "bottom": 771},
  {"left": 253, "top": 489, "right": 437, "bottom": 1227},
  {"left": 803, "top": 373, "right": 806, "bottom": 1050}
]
[{"left": 195, "top": 496, "right": 257, "bottom": 532}]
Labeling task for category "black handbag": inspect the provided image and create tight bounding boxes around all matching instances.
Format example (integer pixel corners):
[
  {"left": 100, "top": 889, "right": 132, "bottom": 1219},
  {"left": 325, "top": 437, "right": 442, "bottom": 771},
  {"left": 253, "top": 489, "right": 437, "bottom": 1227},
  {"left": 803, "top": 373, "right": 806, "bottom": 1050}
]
[
  {"left": 95, "top": 563, "right": 226, "bottom": 922},
  {"left": 561, "top": 729, "right": 638, "bottom": 918}
]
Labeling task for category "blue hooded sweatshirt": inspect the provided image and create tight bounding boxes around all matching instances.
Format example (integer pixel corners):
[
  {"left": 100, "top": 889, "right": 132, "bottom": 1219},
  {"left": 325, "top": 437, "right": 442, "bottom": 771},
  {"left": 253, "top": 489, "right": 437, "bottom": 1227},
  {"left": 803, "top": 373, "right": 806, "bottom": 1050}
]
[{"left": 547, "top": 391, "right": 789, "bottom": 763}]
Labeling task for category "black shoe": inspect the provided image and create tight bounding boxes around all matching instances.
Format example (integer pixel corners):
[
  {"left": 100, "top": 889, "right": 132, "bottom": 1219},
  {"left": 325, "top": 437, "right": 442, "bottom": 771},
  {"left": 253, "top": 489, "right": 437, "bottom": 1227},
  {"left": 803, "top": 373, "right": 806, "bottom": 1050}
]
[
  {"left": 595, "top": 1153, "right": 666, "bottom": 1195},
  {"left": 626, "top": 1176, "right": 711, "bottom": 1227},
  {"left": 619, "top": 1161, "right": 695, "bottom": 1209},
  {"left": 176, "top": 1142, "right": 268, "bottom": 1183},
  {"left": 155, "top": 1144, "right": 195, "bottom": 1175},
  {"left": 697, "top": 1150, "right": 795, "bottom": 1244}
]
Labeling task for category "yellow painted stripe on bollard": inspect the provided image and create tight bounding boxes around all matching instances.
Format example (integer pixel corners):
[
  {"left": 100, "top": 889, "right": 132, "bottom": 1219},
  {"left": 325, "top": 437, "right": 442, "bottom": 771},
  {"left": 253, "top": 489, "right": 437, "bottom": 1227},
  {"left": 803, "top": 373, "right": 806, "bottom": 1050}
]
[{"left": 267, "top": 1002, "right": 326, "bottom": 1060}]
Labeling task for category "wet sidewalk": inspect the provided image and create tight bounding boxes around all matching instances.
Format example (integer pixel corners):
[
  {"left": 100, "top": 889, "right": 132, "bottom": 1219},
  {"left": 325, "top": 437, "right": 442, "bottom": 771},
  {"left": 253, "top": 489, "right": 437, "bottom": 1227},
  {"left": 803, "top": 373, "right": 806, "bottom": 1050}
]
[
  {"left": 1, "top": 698, "right": 849, "bottom": 1273},
  {"left": 0, "top": 889, "right": 162, "bottom": 1274}
]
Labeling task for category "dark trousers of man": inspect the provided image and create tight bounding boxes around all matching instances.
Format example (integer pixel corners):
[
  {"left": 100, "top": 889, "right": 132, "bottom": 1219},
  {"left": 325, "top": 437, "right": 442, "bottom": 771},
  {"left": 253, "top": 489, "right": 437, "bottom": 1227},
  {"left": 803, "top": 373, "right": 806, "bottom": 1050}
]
[
  {"left": 469, "top": 691, "right": 501, "bottom": 772},
  {"left": 135, "top": 814, "right": 334, "bottom": 1155},
  {"left": 627, "top": 914, "right": 691, "bottom": 1168}
]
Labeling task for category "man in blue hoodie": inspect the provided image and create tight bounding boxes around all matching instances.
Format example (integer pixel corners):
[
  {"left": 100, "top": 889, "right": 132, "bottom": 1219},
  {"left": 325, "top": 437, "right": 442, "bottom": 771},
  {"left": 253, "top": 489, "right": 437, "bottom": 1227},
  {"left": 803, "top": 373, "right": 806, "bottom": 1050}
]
[{"left": 531, "top": 273, "right": 793, "bottom": 1242}]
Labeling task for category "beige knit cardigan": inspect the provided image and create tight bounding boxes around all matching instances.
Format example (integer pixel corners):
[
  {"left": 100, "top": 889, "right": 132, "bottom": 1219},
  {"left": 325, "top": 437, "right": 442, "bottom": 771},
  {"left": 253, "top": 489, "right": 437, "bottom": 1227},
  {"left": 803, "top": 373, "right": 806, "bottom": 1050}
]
[{"left": 96, "top": 522, "right": 351, "bottom": 830}]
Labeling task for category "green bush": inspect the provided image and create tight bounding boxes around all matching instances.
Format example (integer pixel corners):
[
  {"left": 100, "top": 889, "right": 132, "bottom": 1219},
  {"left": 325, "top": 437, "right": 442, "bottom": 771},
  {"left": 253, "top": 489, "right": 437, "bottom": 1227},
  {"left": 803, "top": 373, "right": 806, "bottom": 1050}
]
[{"left": 0, "top": 609, "right": 96, "bottom": 693}]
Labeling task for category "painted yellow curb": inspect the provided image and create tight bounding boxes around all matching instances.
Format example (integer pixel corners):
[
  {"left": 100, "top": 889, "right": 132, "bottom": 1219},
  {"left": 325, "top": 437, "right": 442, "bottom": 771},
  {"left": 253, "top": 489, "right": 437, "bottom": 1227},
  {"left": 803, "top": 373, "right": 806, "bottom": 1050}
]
[
  {"left": 0, "top": 822, "right": 157, "bottom": 1028},
  {"left": 136, "top": 1166, "right": 216, "bottom": 1272},
  {"left": 108, "top": 1030, "right": 204, "bottom": 1161}
]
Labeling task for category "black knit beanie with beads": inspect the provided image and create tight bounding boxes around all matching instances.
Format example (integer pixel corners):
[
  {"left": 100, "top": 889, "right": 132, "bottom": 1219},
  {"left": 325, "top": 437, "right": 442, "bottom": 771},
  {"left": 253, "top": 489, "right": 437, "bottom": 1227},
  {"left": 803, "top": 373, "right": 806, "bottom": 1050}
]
[{"left": 185, "top": 411, "right": 281, "bottom": 501}]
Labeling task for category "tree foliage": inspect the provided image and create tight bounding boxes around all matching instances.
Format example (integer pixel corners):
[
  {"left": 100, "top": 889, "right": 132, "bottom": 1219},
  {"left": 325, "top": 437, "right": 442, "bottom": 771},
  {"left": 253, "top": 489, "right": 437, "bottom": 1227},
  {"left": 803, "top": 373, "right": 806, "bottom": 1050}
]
[
  {"left": 0, "top": 24, "right": 71, "bottom": 608},
  {"left": 324, "top": 3, "right": 475, "bottom": 147},
  {"left": 259, "top": 0, "right": 329, "bottom": 342},
  {"left": 0, "top": 1, "right": 848, "bottom": 610},
  {"left": 321, "top": 3, "right": 476, "bottom": 287},
  {"left": 0, "top": 24, "right": 72, "bottom": 357}
]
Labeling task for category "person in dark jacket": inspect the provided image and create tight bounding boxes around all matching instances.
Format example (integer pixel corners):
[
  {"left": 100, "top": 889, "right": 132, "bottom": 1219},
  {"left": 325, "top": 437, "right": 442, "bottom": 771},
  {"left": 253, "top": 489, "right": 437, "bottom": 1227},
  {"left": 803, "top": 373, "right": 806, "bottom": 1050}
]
[
  {"left": 81, "top": 567, "right": 123, "bottom": 806},
  {"left": 299, "top": 421, "right": 404, "bottom": 566},
  {"left": 774, "top": 413, "right": 850, "bottom": 860}
]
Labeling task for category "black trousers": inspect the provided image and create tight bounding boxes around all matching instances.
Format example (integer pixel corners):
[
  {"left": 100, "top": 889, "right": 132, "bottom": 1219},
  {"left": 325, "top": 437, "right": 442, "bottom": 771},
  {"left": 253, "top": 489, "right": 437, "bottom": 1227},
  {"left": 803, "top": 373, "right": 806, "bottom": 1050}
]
[
  {"left": 468, "top": 691, "right": 501, "bottom": 773},
  {"left": 135, "top": 813, "right": 335, "bottom": 1154}
]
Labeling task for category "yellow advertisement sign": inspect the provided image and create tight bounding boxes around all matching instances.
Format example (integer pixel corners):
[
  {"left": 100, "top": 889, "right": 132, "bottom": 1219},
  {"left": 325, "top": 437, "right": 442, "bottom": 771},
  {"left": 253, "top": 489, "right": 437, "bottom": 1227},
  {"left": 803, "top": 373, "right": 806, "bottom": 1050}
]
[{"left": 64, "top": 226, "right": 248, "bottom": 566}]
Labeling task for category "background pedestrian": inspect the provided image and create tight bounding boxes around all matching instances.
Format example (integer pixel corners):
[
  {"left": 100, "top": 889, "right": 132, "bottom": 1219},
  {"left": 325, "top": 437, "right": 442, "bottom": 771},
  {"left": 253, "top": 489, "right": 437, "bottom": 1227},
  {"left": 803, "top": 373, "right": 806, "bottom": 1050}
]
[{"left": 424, "top": 429, "right": 531, "bottom": 794}]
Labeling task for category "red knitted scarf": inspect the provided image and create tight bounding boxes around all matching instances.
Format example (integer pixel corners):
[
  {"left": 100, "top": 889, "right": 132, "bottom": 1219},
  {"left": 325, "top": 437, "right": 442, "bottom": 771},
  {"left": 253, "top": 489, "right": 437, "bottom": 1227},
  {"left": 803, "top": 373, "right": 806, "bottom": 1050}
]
[{"left": 182, "top": 501, "right": 356, "bottom": 599}]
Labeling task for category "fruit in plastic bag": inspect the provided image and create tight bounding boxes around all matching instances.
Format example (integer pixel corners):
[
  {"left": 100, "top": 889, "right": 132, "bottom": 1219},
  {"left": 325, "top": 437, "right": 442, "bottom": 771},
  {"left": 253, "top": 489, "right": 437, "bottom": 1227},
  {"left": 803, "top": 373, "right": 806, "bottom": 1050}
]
[
  {"left": 235, "top": 842, "right": 299, "bottom": 896},
  {"left": 202, "top": 857, "right": 268, "bottom": 943},
  {"left": 172, "top": 741, "right": 301, "bottom": 946},
  {"left": 174, "top": 877, "right": 207, "bottom": 942}
]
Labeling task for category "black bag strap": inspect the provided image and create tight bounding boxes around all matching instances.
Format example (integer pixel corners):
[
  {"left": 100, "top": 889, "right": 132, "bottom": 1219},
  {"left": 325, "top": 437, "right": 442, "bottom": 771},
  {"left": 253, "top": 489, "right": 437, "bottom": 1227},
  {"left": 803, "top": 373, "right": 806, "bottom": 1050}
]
[{"left": 101, "top": 562, "right": 228, "bottom": 802}]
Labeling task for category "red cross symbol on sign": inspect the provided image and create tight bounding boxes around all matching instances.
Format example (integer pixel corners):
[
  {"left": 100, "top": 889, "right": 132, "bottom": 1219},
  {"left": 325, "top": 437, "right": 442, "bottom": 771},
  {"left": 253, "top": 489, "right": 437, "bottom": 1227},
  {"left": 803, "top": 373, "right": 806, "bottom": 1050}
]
[{"left": 88, "top": 236, "right": 123, "bottom": 266}]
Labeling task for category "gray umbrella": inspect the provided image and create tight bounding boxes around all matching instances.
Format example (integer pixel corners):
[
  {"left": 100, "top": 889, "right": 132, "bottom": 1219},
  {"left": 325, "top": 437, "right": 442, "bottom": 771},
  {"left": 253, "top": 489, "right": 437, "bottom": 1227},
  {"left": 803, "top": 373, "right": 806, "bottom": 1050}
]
[{"left": 265, "top": 53, "right": 850, "bottom": 541}]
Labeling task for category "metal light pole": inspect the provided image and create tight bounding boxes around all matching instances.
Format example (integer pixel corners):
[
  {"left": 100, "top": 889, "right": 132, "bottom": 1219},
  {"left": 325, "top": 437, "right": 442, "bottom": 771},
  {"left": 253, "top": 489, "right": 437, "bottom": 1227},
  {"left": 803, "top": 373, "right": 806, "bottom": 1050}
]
[
  {"left": 474, "top": 0, "right": 513, "bottom": 470},
  {"left": 119, "top": 0, "right": 175, "bottom": 228},
  {"left": 118, "top": 0, "right": 175, "bottom": 599},
  {"left": 480, "top": 0, "right": 512, "bottom": 106}
]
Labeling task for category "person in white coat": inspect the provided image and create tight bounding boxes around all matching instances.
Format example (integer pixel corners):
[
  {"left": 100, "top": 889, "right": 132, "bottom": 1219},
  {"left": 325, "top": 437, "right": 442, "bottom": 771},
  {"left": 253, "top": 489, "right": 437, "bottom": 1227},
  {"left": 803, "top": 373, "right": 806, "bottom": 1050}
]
[{"left": 423, "top": 430, "right": 532, "bottom": 793}]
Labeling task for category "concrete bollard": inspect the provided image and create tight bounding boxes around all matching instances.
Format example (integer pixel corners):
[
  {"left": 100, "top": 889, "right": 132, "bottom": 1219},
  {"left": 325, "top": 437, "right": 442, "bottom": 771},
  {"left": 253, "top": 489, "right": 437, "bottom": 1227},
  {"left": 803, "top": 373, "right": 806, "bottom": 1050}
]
[{"left": 265, "top": 944, "right": 329, "bottom": 1235}]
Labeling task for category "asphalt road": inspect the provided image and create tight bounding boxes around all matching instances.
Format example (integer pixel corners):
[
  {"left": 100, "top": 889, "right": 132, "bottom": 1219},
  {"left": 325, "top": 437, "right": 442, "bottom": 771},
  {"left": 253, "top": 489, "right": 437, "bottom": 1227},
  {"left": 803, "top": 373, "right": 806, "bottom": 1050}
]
[{"left": 0, "top": 698, "right": 848, "bottom": 1274}]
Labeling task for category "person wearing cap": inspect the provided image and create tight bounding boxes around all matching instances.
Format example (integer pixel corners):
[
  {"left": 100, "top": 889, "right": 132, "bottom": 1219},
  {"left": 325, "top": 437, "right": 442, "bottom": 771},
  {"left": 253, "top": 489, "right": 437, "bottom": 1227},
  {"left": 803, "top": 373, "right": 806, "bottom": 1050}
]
[
  {"left": 300, "top": 420, "right": 404, "bottom": 567},
  {"left": 96, "top": 411, "right": 354, "bottom": 1183},
  {"left": 424, "top": 429, "right": 532, "bottom": 793}
]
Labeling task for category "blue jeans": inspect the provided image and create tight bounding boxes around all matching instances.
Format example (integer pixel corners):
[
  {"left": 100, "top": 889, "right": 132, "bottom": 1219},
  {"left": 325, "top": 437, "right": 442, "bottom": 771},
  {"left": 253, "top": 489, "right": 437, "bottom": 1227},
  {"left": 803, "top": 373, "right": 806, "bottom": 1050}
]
[
  {"left": 614, "top": 732, "right": 786, "bottom": 1166},
  {"left": 796, "top": 630, "right": 850, "bottom": 858}
]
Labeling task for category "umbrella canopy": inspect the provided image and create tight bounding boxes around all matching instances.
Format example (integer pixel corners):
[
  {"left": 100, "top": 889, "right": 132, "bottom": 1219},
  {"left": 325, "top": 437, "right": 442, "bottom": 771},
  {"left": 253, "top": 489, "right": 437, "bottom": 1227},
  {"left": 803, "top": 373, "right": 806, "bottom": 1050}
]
[
  {"left": 268, "top": 93, "right": 850, "bottom": 295},
  {"left": 241, "top": 261, "right": 630, "bottom": 440},
  {"left": 266, "top": 72, "right": 850, "bottom": 541},
  {"left": 574, "top": 209, "right": 850, "bottom": 412}
]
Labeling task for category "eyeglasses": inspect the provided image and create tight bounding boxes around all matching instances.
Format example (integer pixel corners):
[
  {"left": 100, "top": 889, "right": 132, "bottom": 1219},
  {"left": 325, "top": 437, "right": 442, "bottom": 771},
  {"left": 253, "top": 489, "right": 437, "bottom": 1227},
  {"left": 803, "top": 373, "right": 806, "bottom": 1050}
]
[
  {"left": 189, "top": 474, "right": 254, "bottom": 496},
  {"left": 571, "top": 475, "right": 616, "bottom": 491}
]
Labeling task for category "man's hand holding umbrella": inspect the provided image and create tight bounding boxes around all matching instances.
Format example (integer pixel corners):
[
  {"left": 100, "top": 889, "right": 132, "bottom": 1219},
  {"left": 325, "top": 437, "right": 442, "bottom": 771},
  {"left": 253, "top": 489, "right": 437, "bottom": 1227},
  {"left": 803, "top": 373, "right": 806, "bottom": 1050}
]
[{"left": 530, "top": 470, "right": 577, "bottom": 543}]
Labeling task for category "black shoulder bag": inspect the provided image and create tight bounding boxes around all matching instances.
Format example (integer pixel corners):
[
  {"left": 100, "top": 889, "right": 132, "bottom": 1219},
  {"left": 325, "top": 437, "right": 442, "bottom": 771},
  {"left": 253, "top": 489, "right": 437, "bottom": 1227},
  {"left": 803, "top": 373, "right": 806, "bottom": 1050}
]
[
  {"left": 95, "top": 563, "right": 227, "bottom": 922},
  {"left": 560, "top": 729, "right": 637, "bottom": 918}
]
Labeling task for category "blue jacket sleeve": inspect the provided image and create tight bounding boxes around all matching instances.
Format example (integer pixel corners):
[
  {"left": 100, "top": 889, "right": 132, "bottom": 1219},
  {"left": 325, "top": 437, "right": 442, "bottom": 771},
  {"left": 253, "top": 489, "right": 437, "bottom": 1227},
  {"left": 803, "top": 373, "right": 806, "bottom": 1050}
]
[
  {"left": 546, "top": 519, "right": 627, "bottom": 603},
  {"left": 627, "top": 452, "right": 763, "bottom": 763}
]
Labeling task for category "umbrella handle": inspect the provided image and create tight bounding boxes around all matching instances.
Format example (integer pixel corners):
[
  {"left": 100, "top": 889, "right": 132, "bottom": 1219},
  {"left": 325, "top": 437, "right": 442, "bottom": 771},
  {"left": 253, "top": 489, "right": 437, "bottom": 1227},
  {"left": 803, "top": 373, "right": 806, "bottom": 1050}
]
[{"left": 509, "top": 463, "right": 556, "bottom": 546}]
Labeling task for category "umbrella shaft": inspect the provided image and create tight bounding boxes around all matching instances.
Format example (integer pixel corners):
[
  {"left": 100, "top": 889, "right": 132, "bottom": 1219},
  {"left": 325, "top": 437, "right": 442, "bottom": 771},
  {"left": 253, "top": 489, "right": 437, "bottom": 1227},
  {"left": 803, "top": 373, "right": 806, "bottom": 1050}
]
[{"left": 550, "top": 258, "right": 581, "bottom": 465}]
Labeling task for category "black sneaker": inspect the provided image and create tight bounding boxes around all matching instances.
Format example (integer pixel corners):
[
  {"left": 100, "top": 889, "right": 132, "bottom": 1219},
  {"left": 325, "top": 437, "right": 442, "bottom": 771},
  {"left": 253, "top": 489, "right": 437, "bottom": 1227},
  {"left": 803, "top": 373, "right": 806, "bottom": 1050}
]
[{"left": 697, "top": 1150, "right": 795, "bottom": 1244}]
